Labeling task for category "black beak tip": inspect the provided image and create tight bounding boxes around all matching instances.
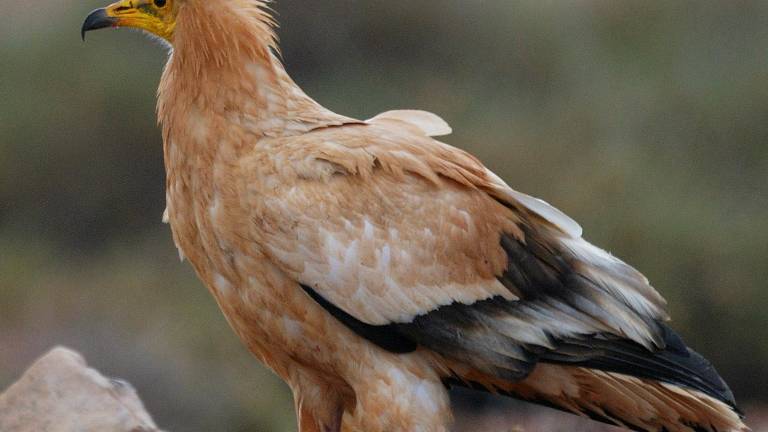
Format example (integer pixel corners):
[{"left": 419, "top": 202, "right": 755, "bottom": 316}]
[{"left": 82, "top": 8, "right": 117, "bottom": 41}]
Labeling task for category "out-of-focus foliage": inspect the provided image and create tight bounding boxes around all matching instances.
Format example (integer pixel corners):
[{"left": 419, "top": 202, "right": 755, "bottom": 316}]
[{"left": 1, "top": 0, "right": 767, "bottom": 430}]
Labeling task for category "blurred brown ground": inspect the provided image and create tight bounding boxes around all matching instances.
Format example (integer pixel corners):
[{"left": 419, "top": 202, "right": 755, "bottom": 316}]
[{"left": 1, "top": 1, "right": 767, "bottom": 431}]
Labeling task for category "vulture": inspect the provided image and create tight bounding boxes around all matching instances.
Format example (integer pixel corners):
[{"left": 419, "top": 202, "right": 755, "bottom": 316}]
[{"left": 82, "top": 1, "right": 746, "bottom": 431}]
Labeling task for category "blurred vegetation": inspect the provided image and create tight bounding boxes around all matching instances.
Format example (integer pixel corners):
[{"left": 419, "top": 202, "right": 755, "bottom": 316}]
[{"left": 1, "top": 0, "right": 767, "bottom": 430}]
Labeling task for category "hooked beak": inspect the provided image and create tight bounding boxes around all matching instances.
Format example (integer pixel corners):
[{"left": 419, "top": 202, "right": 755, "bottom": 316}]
[{"left": 81, "top": 8, "right": 118, "bottom": 40}]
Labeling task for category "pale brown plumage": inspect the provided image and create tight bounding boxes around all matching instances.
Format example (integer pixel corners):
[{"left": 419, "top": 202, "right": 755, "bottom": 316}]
[{"left": 91, "top": 0, "right": 748, "bottom": 431}]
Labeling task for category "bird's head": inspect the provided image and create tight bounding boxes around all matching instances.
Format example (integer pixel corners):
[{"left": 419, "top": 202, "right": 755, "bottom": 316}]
[
  {"left": 81, "top": 0, "right": 277, "bottom": 61},
  {"left": 82, "top": 0, "right": 178, "bottom": 42}
]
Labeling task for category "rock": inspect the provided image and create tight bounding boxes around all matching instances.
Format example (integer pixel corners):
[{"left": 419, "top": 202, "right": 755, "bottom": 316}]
[{"left": 0, "top": 346, "right": 163, "bottom": 432}]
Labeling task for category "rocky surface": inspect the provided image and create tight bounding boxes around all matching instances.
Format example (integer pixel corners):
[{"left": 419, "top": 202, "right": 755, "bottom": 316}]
[{"left": 0, "top": 346, "right": 162, "bottom": 432}]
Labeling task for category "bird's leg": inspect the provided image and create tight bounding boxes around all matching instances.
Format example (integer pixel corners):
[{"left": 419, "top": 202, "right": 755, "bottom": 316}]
[
  {"left": 342, "top": 358, "right": 453, "bottom": 432},
  {"left": 291, "top": 371, "right": 345, "bottom": 432},
  {"left": 296, "top": 398, "right": 343, "bottom": 432}
]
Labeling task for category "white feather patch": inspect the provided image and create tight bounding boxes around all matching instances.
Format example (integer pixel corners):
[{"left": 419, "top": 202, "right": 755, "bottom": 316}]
[
  {"left": 485, "top": 169, "right": 583, "bottom": 238},
  {"left": 213, "top": 273, "right": 233, "bottom": 297},
  {"left": 368, "top": 110, "right": 453, "bottom": 137}
]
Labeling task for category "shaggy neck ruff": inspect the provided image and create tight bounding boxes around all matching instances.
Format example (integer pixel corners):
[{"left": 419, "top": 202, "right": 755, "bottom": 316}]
[{"left": 156, "top": 0, "right": 345, "bottom": 141}]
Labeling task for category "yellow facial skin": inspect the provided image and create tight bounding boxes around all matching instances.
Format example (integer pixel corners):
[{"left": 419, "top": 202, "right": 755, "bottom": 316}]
[{"left": 82, "top": 0, "right": 176, "bottom": 42}]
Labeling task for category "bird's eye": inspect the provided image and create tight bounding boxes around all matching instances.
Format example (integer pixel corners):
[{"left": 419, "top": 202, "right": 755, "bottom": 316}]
[{"left": 154, "top": 0, "right": 166, "bottom": 7}]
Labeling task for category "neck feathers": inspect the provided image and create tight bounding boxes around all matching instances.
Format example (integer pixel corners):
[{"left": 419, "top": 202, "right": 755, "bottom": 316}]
[
  {"left": 174, "top": 0, "right": 277, "bottom": 70},
  {"left": 157, "top": 0, "right": 357, "bottom": 148}
]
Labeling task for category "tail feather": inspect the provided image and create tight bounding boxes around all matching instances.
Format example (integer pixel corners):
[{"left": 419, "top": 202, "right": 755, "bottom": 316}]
[
  {"left": 537, "top": 324, "right": 737, "bottom": 410},
  {"left": 444, "top": 363, "right": 747, "bottom": 432}
]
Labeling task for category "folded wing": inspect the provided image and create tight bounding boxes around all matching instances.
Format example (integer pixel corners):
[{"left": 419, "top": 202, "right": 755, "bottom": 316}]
[{"left": 247, "top": 118, "right": 738, "bottom": 424}]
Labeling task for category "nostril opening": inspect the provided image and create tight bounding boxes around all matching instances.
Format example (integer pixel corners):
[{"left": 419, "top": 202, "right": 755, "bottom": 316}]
[{"left": 114, "top": 6, "right": 130, "bottom": 12}]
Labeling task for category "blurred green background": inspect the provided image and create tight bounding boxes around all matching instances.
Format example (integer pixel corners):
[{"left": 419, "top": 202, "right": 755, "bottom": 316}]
[{"left": 1, "top": 0, "right": 767, "bottom": 431}]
